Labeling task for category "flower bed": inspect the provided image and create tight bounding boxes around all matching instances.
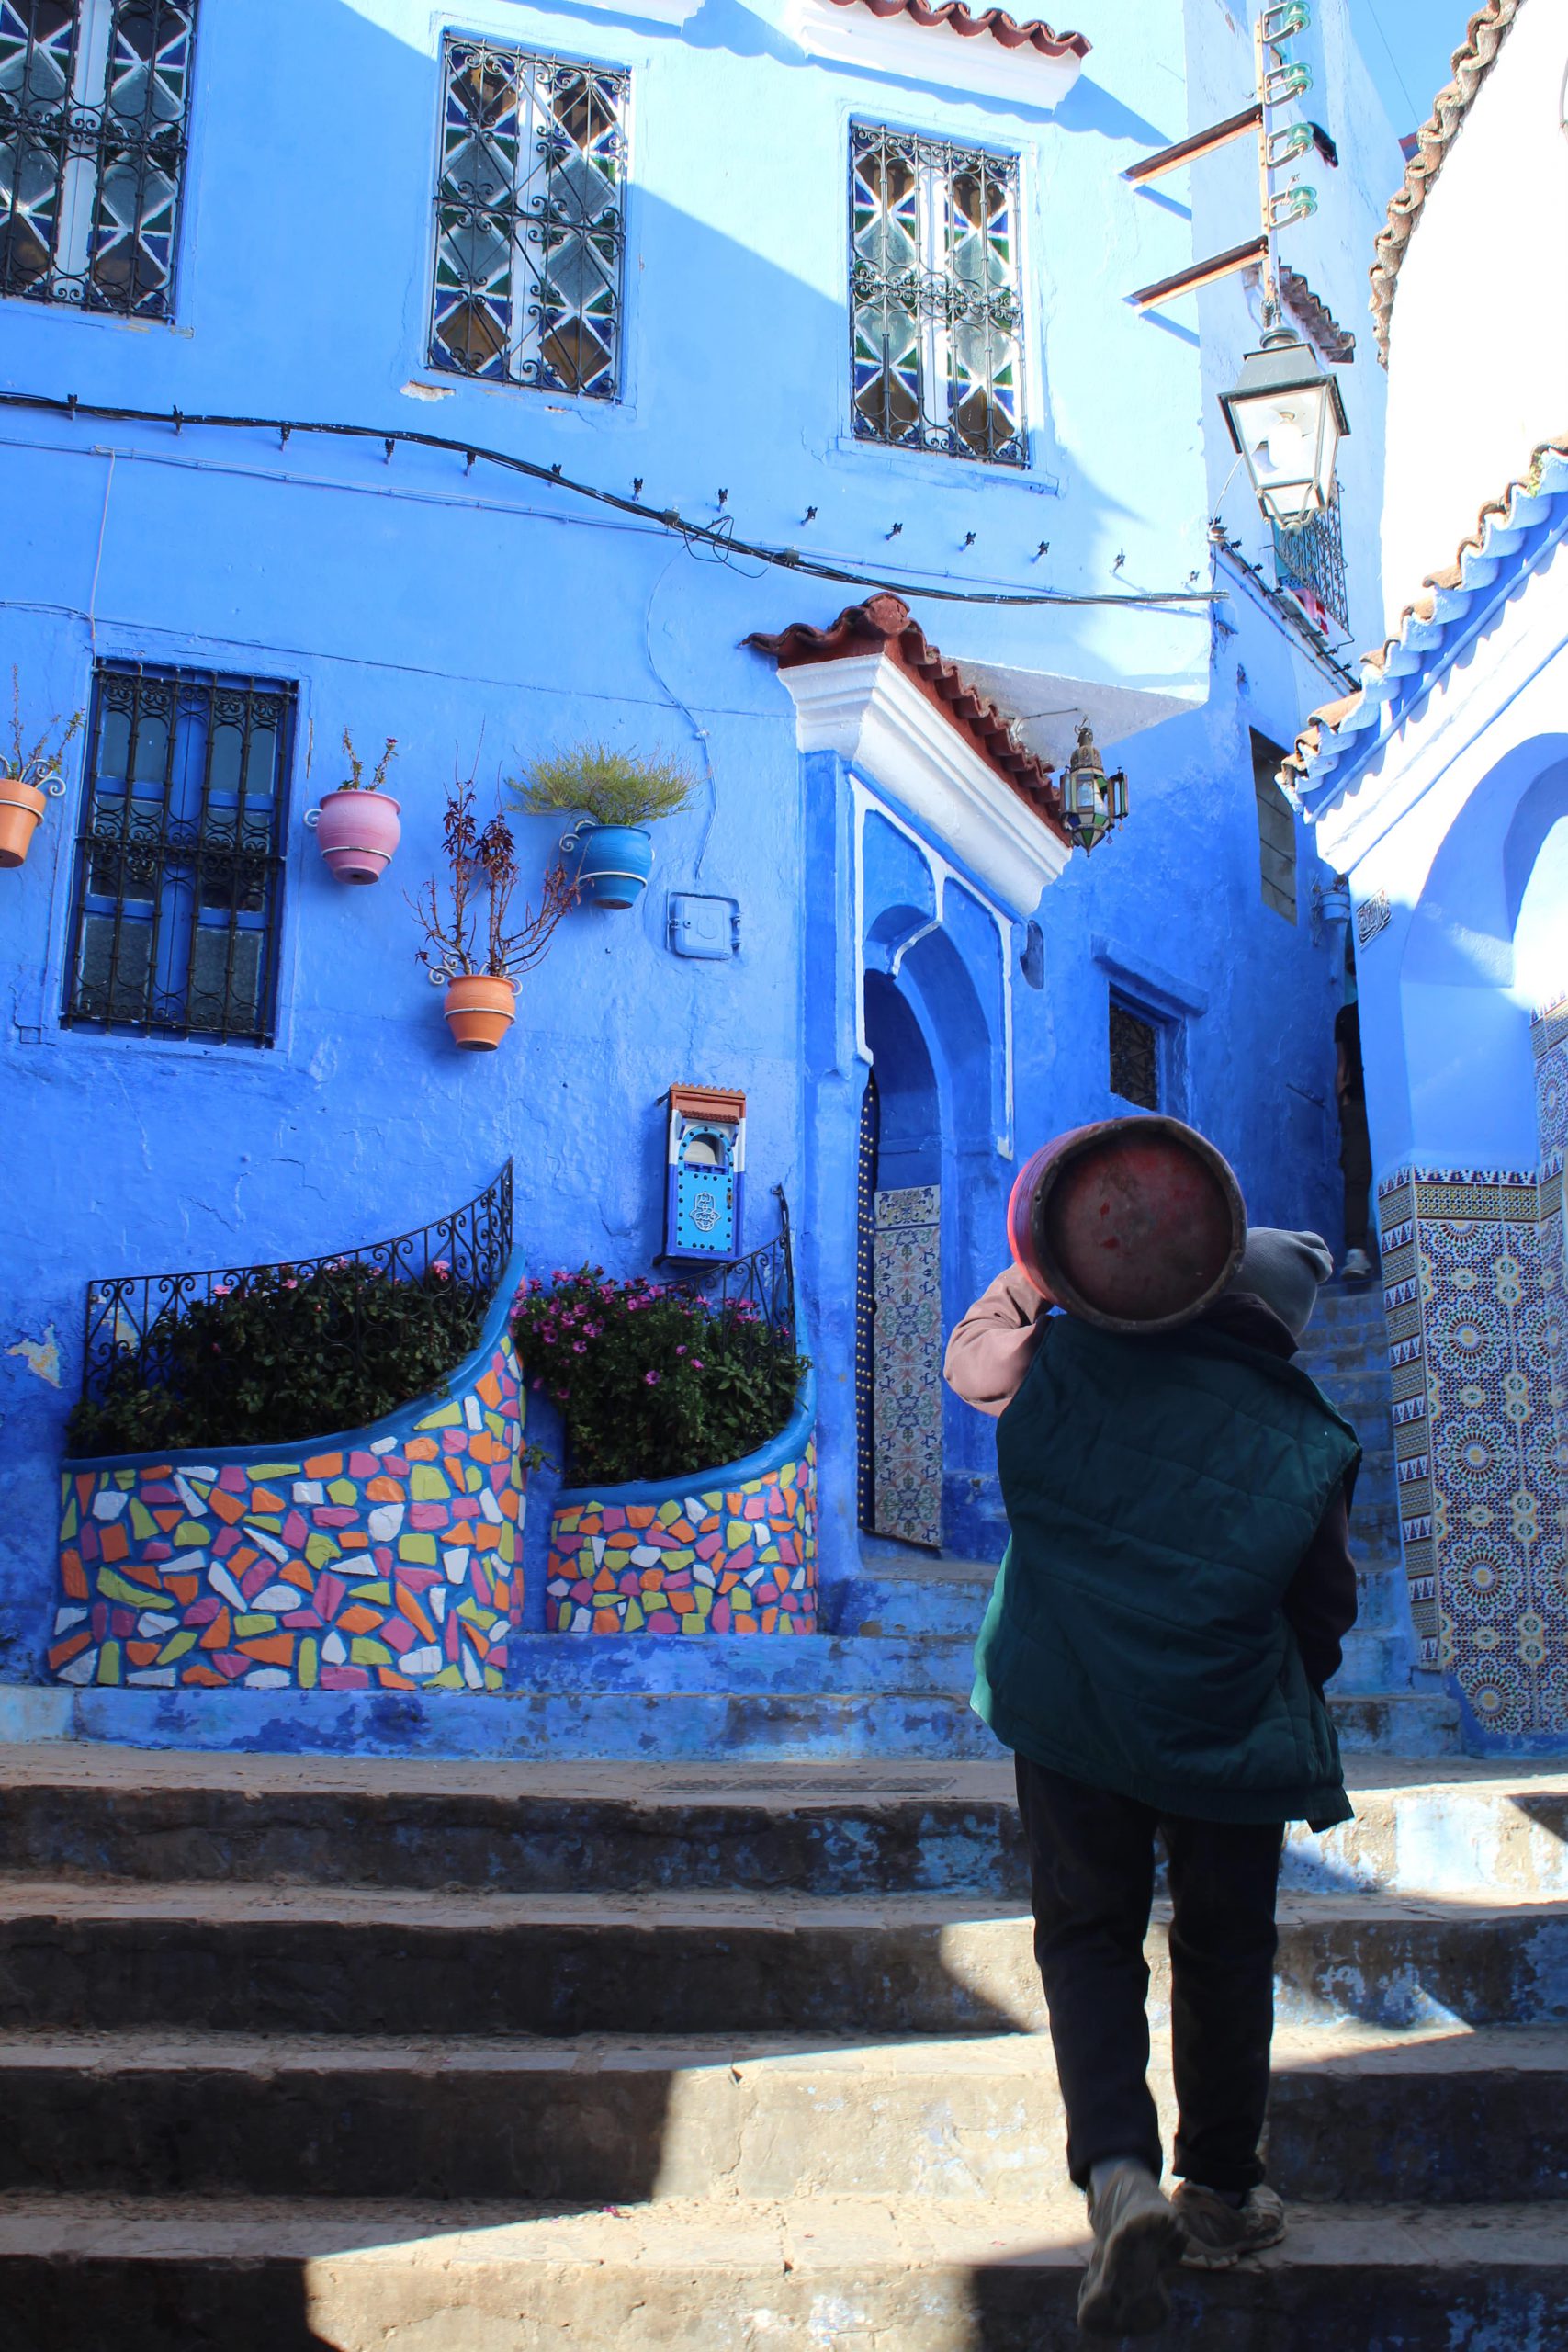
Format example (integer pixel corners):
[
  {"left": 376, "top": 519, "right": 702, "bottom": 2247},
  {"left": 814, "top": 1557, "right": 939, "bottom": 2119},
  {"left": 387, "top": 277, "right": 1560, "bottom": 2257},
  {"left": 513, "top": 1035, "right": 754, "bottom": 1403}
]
[{"left": 52, "top": 1264, "right": 526, "bottom": 1693}]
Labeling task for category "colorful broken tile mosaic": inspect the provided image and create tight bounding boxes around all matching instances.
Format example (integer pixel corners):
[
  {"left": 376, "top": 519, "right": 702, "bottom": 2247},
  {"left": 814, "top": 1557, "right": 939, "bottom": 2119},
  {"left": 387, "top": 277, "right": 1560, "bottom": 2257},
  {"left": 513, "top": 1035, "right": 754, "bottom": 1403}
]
[
  {"left": 1380, "top": 1152, "right": 1567, "bottom": 1738},
  {"left": 53, "top": 1335, "right": 525, "bottom": 1693},
  {"left": 546, "top": 1440, "right": 818, "bottom": 1634}
]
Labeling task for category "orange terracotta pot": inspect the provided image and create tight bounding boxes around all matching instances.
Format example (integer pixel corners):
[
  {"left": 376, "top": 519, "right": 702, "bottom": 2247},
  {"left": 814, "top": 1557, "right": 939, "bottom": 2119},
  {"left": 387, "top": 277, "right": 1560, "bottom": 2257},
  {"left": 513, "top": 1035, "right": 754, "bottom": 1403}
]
[
  {"left": 0, "top": 775, "right": 48, "bottom": 870},
  {"left": 443, "top": 973, "right": 516, "bottom": 1051}
]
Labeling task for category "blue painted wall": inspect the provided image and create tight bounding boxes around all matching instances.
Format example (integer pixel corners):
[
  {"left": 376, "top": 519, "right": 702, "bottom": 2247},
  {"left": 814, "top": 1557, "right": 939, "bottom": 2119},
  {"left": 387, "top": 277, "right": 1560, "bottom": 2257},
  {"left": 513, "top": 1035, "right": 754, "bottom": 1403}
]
[{"left": 0, "top": 0, "right": 1401, "bottom": 1674}]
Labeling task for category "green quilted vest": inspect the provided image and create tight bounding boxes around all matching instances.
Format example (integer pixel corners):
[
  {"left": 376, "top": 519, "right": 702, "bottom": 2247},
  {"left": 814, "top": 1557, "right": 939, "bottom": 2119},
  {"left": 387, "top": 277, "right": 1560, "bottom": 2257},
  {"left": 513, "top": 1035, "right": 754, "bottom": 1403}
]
[{"left": 975, "top": 1312, "right": 1362, "bottom": 1827}]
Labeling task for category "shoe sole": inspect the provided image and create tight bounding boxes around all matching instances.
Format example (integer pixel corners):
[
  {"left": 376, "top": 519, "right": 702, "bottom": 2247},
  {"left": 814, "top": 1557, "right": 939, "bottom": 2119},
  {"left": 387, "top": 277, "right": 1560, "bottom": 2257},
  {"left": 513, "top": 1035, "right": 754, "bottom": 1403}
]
[
  {"left": 1179, "top": 2217, "right": 1288, "bottom": 2272},
  {"left": 1078, "top": 2206, "right": 1187, "bottom": 2336}
]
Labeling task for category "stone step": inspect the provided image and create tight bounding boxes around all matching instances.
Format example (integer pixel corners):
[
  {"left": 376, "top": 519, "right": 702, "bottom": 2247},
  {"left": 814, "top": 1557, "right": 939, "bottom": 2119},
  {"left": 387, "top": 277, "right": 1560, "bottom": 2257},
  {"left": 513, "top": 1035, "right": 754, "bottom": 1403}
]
[
  {"left": 10, "top": 1744, "right": 1551, "bottom": 1899},
  {"left": 835, "top": 1554, "right": 1409, "bottom": 1641},
  {"left": 1332, "top": 1692, "right": 1464, "bottom": 1757},
  {"left": 3, "top": 2190, "right": 1564, "bottom": 2352},
  {"left": 0, "top": 1883, "right": 1562, "bottom": 2038},
  {"left": 0, "top": 2021, "right": 1562, "bottom": 2205}
]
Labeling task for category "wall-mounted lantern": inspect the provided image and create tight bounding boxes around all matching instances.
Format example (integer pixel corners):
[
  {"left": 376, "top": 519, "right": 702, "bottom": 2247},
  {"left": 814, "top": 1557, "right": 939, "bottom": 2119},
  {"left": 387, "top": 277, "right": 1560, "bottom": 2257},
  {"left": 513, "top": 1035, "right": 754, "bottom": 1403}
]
[
  {"left": 1062, "top": 721, "right": 1128, "bottom": 855},
  {"left": 1219, "top": 327, "right": 1349, "bottom": 530},
  {"left": 663, "top": 1085, "right": 746, "bottom": 1262}
]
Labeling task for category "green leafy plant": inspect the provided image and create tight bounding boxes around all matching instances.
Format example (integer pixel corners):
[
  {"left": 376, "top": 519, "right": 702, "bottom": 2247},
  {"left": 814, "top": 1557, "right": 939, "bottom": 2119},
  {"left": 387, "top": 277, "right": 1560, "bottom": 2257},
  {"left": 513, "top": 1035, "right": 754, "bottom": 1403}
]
[
  {"left": 339, "top": 726, "right": 398, "bottom": 791},
  {"left": 513, "top": 1269, "right": 807, "bottom": 1488},
  {"left": 511, "top": 741, "right": 695, "bottom": 831},
  {"left": 6, "top": 665, "right": 84, "bottom": 786},
  {"left": 68, "top": 1261, "right": 488, "bottom": 1456},
  {"left": 410, "top": 773, "right": 577, "bottom": 978}
]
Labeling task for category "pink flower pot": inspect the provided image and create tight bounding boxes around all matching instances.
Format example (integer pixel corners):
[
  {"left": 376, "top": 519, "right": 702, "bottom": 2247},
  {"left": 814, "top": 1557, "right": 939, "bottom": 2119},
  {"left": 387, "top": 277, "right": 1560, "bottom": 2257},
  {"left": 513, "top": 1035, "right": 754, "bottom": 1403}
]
[{"left": 311, "top": 787, "right": 401, "bottom": 885}]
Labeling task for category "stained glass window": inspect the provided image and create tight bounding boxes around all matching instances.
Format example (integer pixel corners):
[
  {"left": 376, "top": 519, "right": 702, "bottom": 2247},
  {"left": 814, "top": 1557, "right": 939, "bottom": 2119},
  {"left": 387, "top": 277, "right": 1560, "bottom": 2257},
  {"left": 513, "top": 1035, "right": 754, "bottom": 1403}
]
[
  {"left": 430, "top": 36, "right": 628, "bottom": 401},
  {"left": 0, "top": 0, "right": 198, "bottom": 318},
  {"left": 851, "top": 123, "right": 1026, "bottom": 468},
  {"left": 63, "top": 663, "right": 294, "bottom": 1046}
]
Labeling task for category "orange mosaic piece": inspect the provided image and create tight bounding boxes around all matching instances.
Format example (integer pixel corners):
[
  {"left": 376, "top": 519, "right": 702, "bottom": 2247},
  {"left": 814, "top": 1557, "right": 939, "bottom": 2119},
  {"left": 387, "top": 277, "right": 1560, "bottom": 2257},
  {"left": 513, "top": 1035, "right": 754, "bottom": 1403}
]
[
  {"left": 240, "top": 1634, "right": 294, "bottom": 1666},
  {"left": 304, "top": 1453, "right": 344, "bottom": 1478},
  {"left": 199, "top": 1609, "right": 231, "bottom": 1651},
  {"left": 336, "top": 1604, "right": 382, "bottom": 1635},
  {"left": 60, "top": 1551, "right": 89, "bottom": 1601},
  {"left": 208, "top": 1488, "right": 245, "bottom": 1526}
]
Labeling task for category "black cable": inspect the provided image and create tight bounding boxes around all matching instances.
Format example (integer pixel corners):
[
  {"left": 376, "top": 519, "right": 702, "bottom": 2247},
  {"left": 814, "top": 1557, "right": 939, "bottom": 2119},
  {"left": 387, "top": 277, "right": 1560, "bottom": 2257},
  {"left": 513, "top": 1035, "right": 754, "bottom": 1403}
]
[
  {"left": 1208, "top": 528, "right": 1359, "bottom": 691},
  {"left": 0, "top": 388, "right": 1224, "bottom": 615}
]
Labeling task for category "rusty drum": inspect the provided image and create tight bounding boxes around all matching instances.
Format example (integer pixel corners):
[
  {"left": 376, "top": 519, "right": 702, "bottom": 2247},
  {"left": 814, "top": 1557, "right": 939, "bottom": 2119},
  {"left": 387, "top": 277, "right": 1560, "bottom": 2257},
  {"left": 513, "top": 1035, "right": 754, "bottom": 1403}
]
[{"left": 1007, "top": 1116, "right": 1247, "bottom": 1334}]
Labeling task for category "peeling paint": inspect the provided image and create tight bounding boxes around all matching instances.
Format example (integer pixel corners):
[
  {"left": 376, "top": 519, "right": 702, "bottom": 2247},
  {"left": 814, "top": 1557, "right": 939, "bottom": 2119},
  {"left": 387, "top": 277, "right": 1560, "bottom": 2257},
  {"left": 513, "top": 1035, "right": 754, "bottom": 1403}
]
[{"left": 6, "top": 1325, "right": 61, "bottom": 1388}]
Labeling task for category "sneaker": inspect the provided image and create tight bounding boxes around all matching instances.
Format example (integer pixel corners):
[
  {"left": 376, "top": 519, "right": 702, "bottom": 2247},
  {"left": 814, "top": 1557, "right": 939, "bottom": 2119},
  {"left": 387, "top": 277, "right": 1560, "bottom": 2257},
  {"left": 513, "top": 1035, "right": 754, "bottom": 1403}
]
[
  {"left": 1342, "top": 1247, "right": 1373, "bottom": 1282},
  {"left": 1171, "top": 2181, "right": 1287, "bottom": 2269},
  {"left": 1077, "top": 2162, "right": 1187, "bottom": 2337}
]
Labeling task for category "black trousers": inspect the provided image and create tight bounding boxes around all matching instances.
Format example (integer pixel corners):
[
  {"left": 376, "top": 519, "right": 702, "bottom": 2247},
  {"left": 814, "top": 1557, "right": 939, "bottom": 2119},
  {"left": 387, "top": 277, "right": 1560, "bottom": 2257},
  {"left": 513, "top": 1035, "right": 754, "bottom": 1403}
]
[{"left": 1015, "top": 1755, "right": 1283, "bottom": 2195}]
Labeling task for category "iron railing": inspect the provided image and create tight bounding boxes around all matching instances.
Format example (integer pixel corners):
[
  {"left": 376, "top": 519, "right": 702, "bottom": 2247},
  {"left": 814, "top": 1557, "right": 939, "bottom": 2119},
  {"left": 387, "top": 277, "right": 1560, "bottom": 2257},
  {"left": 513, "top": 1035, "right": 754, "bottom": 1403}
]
[
  {"left": 1272, "top": 489, "right": 1349, "bottom": 634},
  {"left": 79, "top": 1162, "right": 514, "bottom": 1405},
  {"left": 673, "top": 1185, "right": 797, "bottom": 1350}
]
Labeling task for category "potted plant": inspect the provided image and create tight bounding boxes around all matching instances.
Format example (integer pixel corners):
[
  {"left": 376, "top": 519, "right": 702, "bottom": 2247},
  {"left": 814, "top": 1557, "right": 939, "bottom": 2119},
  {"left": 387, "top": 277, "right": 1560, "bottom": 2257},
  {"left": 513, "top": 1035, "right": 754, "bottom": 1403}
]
[
  {"left": 0, "top": 668, "right": 83, "bottom": 870},
  {"left": 309, "top": 729, "right": 402, "bottom": 884},
  {"left": 410, "top": 776, "right": 577, "bottom": 1050},
  {"left": 511, "top": 741, "right": 694, "bottom": 910}
]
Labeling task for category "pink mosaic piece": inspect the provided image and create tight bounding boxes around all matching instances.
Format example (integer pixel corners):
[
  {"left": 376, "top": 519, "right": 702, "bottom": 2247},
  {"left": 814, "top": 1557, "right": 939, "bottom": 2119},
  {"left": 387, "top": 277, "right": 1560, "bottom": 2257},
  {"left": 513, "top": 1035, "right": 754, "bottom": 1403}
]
[
  {"left": 52, "top": 1340, "right": 526, "bottom": 1692},
  {"left": 546, "top": 1440, "right": 818, "bottom": 1634}
]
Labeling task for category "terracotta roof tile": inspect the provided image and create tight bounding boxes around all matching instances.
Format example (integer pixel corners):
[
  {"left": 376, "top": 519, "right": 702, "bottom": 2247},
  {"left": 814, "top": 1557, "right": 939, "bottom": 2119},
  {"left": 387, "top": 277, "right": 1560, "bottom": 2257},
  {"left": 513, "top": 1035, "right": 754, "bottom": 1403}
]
[
  {"left": 822, "top": 0, "right": 1089, "bottom": 59},
  {"left": 1370, "top": 0, "right": 1526, "bottom": 365},
  {"left": 1280, "top": 266, "right": 1356, "bottom": 365},
  {"left": 1280, "top": 433, "right": 1568, "bottom": 794},
  {"left": 747, "top": 592, "right": 1069, "bottom": 843}
]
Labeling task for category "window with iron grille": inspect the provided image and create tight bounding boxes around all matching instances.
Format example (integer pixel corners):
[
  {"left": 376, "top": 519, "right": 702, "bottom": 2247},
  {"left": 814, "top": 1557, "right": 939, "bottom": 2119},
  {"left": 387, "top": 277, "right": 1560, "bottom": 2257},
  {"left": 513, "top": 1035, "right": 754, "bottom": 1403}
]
[
  {"left": 0, "top": 0, "right": 198, "bottom": 319},
  {"left": 1272, "top": 486, "right": 1348, "bottom": 634},
  {"left": 1251, "top": 728, "right": 1296, "bottom": 924},
  {"left": 851, "top": 123, "right": 1026, "bottom": 468},
  {"left": 62, "top": 662, "right": 294, "bottom": 1046},
  {"left": 1109, "top": 998, "right": 1160, "bottom": 1112},
  {"left": 429, "top": 34, "right": 628, "bottom": 401}
]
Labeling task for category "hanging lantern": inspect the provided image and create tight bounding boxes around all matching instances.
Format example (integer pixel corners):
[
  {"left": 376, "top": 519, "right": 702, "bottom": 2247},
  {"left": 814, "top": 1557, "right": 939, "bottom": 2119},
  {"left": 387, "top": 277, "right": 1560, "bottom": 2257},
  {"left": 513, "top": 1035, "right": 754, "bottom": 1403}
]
[
  {"left": 1219, "top": 326, "right": 1349, "bottom": 529},
  {"left": 1063, "top": 720, "right": 1128, "bottom": 855}
]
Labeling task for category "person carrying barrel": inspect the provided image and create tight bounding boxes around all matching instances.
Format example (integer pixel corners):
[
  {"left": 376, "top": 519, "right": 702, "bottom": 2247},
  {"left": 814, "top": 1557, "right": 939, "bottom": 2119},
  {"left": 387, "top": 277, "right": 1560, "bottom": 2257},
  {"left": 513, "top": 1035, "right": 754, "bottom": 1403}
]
[{"left": 944, "top": 1130, "right": 1360, "bottom": 2339}]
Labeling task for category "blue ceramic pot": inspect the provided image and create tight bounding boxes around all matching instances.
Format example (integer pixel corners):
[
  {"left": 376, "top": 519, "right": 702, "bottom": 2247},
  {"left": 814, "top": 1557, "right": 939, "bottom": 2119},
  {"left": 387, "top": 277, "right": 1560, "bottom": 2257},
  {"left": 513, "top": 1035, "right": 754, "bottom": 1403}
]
[{"left": 573, "top": 822, "right": 654, "bottom": 910}]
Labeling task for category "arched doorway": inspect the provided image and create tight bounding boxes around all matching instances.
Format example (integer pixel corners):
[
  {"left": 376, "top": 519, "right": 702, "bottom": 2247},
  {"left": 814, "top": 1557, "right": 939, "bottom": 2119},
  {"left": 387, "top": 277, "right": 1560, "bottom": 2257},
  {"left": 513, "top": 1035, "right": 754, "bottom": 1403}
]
[{"left": 857, "top": 972, "right": 943, "bottom": 1546}]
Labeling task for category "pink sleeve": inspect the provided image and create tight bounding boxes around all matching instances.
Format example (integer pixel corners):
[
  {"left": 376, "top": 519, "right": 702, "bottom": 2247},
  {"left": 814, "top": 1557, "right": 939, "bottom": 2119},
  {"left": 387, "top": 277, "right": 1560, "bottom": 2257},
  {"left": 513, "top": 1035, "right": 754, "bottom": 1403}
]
[{"left": 942, "top": 1264, "right": 1051, "bottom": 1418}]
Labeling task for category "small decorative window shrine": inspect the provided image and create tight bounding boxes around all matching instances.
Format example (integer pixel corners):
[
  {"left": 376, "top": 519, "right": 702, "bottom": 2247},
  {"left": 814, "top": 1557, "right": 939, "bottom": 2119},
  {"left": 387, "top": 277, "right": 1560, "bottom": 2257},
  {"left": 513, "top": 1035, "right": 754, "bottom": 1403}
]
[{"left": 663, "top": 1085, "right": 746, "bottom": 1263}]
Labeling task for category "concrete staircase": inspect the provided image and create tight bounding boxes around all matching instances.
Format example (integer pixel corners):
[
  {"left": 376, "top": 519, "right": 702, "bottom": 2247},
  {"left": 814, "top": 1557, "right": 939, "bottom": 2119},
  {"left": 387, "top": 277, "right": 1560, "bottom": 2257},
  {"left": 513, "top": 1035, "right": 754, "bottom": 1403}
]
[{"left": 0, "top": 1742, "right": 1565, "bottom": 2346}]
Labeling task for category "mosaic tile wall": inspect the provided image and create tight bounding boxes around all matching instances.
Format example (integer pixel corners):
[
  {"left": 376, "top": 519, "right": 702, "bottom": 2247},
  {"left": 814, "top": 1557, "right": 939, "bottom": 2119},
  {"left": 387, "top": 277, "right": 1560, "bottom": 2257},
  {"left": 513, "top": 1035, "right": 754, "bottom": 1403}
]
[
  {"left": 52, "top": 1336, "right": 525, "bottom": 1692},
  {"left": 546, "top": 1441, "right": 818, "bottom": 1634},
  {"left": 872, "top": 1184, "right": 943, "bottom": 1548},
  {"left": 1381, "top": 1046, "right": 1568, "bottom": 1737}
]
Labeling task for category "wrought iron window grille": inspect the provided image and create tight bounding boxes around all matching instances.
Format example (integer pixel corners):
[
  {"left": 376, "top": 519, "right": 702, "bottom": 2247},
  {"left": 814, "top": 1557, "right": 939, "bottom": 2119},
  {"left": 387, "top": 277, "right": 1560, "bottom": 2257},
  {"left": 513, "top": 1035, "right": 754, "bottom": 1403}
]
[
  {"left": 62, "top": 660, "right": 295, "bottom": 1046},
  {"left": 1109, "top": 998, "right": 1160, "bottom": 1112},
  {"left": 429, "top": 34, "right": 628, "bottom": 401},
  {"left": 0, "top": 0, "right": 197, "bottom": 319},
  {"left": 1271, "top": 485, "right": 1348, "bottom": 635},
  {"left": 78, "top": 1162, "right": 515, "bottom": 1408},
  {"left": 851, "top": 122, "right": 1027, "bottom": 469}
]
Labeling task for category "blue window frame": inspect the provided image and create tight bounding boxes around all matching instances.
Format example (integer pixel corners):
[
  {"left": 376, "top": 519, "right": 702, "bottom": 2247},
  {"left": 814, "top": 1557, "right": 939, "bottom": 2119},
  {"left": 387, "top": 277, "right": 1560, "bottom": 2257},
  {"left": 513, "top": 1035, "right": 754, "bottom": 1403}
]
[{"left": 62, "top": 661, "right": 294, "bottom": 1045}]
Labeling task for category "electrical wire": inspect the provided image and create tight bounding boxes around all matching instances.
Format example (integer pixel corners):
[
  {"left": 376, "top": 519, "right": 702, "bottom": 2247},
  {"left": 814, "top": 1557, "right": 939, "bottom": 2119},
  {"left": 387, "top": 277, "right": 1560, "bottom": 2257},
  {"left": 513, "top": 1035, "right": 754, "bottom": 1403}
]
[{"left": 0, "top": 389, "right": 1224, "bottom": 615}]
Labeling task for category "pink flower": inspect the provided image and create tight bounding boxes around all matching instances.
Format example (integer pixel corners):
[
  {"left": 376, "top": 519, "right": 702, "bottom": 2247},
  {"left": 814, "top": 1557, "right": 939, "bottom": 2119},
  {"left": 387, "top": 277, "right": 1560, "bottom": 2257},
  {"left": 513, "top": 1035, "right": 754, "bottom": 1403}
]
[
  {"left": 692, "top": 1360, "right": 705, "bottom": 1372},
  {"left": 433, "top": 1259, "right": 451, "bottom": 1279},
  {"left": 676, "top": 1345, "right": 687, "bottom": 1356},
  {"left": 572, "top": 1341, "right": 586, "bottom": 1354},
  {"left": 212, "top": 1283, "right": 231, "bottom": 1297},
  {"left": 531, "top": 1376, "right": 543, "bottom": 1391},
  {"left": 644, "top": 1370, "right": 660, "bottom": 1385},
  {"left": 284, "top": 1279, "right": 298, "bottom": 1291}
]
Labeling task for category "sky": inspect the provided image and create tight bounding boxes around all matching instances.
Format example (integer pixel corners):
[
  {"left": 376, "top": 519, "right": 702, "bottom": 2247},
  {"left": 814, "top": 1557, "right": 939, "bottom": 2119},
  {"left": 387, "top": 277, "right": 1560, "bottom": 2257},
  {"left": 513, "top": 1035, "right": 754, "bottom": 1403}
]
[{"left": 1346, "top": 0, "right": 1483, "bottom": 137}]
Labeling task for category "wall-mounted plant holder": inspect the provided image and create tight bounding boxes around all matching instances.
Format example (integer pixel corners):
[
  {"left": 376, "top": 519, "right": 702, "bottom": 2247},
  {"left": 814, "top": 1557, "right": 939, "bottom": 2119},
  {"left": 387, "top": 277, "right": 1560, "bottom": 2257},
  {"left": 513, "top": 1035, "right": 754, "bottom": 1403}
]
[
  {"left": 562, "top": 817, "right": 654, "bottom": 910},
  {"left": 306, "top": 787, "right": 402, "bottom": 885},
  {"left": 0, "top": 772, "right": 64, "bottom": 870},
  {"left": 434, "top": 968, "right": 517, "bottom": 1052}
]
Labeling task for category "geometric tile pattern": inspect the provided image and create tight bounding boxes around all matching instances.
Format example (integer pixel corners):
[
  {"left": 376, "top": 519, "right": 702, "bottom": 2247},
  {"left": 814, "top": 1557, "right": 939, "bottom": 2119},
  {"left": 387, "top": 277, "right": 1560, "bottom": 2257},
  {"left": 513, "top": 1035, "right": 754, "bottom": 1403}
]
[
  {"left": 1379, "top": 1136, "right": 1568, "bottom": 1737},
  {"left": 52, "top": 1338, "right": 525, "bottom": 1693},
  {"left": 545, "top": 1443, "right": 818, "bottom": 1635},
  {"left": 872, "top": 1185, "right": 943, "bottom": 1548}
]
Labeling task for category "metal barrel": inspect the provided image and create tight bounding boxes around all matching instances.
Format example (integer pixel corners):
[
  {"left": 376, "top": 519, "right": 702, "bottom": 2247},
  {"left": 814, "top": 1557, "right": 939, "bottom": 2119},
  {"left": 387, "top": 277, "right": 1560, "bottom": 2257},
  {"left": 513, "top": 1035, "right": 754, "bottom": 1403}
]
[{"left": 1006, "top": 1116, "right": 1247, "bottom": 1334}]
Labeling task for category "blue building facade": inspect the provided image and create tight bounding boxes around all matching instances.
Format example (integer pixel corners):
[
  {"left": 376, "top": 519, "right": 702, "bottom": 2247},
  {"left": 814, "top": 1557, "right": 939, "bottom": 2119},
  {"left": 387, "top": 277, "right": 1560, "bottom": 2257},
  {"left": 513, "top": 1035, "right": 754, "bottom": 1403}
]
[{"left": 0, "top": 0, "right": 1401, "bottom": 1736}]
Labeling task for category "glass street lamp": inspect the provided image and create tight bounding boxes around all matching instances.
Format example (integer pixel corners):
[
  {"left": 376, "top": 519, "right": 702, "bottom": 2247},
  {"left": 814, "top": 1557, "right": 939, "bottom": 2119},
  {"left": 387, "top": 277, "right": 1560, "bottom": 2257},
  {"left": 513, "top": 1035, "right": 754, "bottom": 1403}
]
[
  {"left": 1219, "top": 326, "right": 1349, "bottom": 529},
  {"left": 1063, "top": 720, "right": 1128, "bottom": 854}
]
